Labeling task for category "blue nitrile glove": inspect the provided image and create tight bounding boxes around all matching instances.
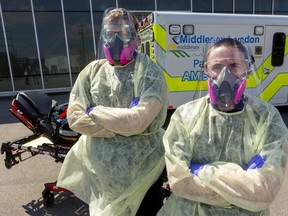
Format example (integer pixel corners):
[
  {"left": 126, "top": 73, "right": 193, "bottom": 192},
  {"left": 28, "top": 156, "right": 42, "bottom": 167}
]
[
  {"left": 86, "top": 106, "right": 95, "bottom": 115},
  {"left": 128, "top": 96, "right": 140, "bottom": 109},
  {"left": 245, "top": 154, "right": 266, "bottom": 170},
  {"left": 189, "top": 163, "right": 206, "bottom": 176}
]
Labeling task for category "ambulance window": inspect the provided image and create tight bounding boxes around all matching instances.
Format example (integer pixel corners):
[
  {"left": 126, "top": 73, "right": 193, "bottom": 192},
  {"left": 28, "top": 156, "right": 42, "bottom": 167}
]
[
  {"left": 183, "top": 25, "right": 194, "bottom": 35},
  {"left": 271, "top": 32, "right": 286, "bottom": 67},
  {"left": 141, "top": 44, "right": 144, "bottom": 54},
  {"left": 145, "top": 42, "right": 150, "bottom": 57}
]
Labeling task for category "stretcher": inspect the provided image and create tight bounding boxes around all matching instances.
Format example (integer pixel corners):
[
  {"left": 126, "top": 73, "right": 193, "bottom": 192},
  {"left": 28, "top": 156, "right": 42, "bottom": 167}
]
[{"left": 1, "top": 91, "right": 79, "bottom": 207}]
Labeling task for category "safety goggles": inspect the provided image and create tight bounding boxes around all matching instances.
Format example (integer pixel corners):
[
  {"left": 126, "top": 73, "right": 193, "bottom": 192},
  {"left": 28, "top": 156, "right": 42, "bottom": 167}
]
[
  {"left": 102, "top": 24, "right": 134, "bottom": 43},
  {"left": 204, "top": 58, "right": 249, "bottom": 79}
]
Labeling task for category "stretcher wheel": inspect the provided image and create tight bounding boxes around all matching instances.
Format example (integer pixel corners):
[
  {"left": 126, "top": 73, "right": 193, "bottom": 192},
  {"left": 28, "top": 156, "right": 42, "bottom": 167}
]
[
  {"left": 42, "top": 187, "right": 54, "bottom": 207},
  {"left": 4, "top": 160, "right": 12, "bottom": 169}
]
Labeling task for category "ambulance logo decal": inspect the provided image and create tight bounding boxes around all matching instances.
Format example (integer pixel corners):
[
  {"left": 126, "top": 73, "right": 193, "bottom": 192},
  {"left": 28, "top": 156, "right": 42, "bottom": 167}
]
[
  {"left": 169, "top": 50, "right": 190, "bottom": 57},
  {"left": 167, "top": 44, "right": 190, "bottom": 58},
  {"left": 172, "top": 36, "right": 181, "bottom": 44}
]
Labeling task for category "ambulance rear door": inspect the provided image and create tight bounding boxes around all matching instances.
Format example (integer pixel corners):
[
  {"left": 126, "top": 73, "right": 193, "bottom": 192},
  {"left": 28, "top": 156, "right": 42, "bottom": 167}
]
[{"left": 260, "top": 26, "right": 288, "bottom": 105}]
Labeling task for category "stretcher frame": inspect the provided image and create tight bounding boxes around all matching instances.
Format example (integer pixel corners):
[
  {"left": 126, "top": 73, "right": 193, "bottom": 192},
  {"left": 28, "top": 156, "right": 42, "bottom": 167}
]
[{"left": 1, "top": 91, "right": 73, "bottom": 207}]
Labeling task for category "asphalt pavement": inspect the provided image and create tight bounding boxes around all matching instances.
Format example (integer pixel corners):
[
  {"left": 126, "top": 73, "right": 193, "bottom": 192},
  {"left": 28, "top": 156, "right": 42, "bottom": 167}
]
[
  {"left": 0, "top": 92, "right": 288, "bottom": 216},
  {"left": 0, "top": 92, "right": 89, "bottom": 216}
]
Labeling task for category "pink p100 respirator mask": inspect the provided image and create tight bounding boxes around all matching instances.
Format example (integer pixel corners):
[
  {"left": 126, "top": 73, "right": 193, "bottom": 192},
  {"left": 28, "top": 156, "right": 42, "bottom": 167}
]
[{"left": 102, "top": 24, "right": 138, "bottom": 65}]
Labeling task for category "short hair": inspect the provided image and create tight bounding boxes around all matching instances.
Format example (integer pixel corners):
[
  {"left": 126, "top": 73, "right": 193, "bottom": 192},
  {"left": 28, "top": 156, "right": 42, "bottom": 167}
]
[
  {"left": 103, "top": 8, "right": 139, "bottom": 32},
  {"left": 204, "top": 38, "right": 249, "bottom": 62}
]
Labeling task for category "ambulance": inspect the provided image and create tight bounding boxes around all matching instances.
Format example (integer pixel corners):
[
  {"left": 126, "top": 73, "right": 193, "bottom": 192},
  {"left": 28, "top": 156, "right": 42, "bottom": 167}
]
[{"left": 138, "top": 11, "right": 288, "bottom": 114}]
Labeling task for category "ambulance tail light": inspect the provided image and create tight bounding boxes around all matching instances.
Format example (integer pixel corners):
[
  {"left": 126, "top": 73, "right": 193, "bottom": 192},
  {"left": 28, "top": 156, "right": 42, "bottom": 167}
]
[{"left": 139, "top": 21, "right": 144, "bottom": 30}]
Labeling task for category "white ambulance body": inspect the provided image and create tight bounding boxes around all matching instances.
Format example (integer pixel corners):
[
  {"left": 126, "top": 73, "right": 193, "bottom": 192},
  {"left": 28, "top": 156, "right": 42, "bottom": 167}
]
[{"left": 138, "top": 11, "right": 288, "bottom": 110}]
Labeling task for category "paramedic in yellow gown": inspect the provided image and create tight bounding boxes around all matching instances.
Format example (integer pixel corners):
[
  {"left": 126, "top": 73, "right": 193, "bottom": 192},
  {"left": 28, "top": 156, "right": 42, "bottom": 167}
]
[
  {"left": 157, "top": 38, "right": 288, "bottom": 216},
  {"left": 57, "top": 8, "right": 168, "bottom": 216}
]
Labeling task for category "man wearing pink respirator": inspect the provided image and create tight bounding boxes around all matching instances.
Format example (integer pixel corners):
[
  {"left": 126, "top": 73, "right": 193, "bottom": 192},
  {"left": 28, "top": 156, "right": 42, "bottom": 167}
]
[
  {"left": 157, "top": 38, "right": 288, "bottom": 216},
  {"left": 57, "top": 8, "right": 168, "bottom": 216}
]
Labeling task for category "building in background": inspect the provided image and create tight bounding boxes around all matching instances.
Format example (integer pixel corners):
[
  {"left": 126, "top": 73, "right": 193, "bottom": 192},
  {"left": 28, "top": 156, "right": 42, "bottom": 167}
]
[{"left": 0, "top": 0, "right": 287, "bottom": 96}]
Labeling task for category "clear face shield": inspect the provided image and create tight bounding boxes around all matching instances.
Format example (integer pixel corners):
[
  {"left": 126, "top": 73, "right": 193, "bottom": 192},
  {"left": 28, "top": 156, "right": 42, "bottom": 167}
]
[
  {"left": 97, "top": 8, "right": 138, "bottom": 65},
  {"left": 203, "top": 38, "right": 256, "bottom": 112}
]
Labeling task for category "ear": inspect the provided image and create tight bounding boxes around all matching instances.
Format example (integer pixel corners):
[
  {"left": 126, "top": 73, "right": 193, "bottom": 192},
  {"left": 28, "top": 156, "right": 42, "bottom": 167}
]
[
  {"left": 135, "top": 34, "right": 140, "bottom": 46},
  {"left": 203, "top": 63, "right": 209, "bottom": 76},
  {"left": 130, "top": 36, "right": 139, "bottom": 48}
]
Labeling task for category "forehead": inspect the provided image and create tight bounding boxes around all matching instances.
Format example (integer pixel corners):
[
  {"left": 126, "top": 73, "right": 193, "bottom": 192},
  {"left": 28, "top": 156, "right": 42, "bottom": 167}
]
[
  {"left": 104, "top": 19, "right": 130, "bottom": 26},
  {"left": 207, "top": 46, "right": 245, "bottom": 61}
]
